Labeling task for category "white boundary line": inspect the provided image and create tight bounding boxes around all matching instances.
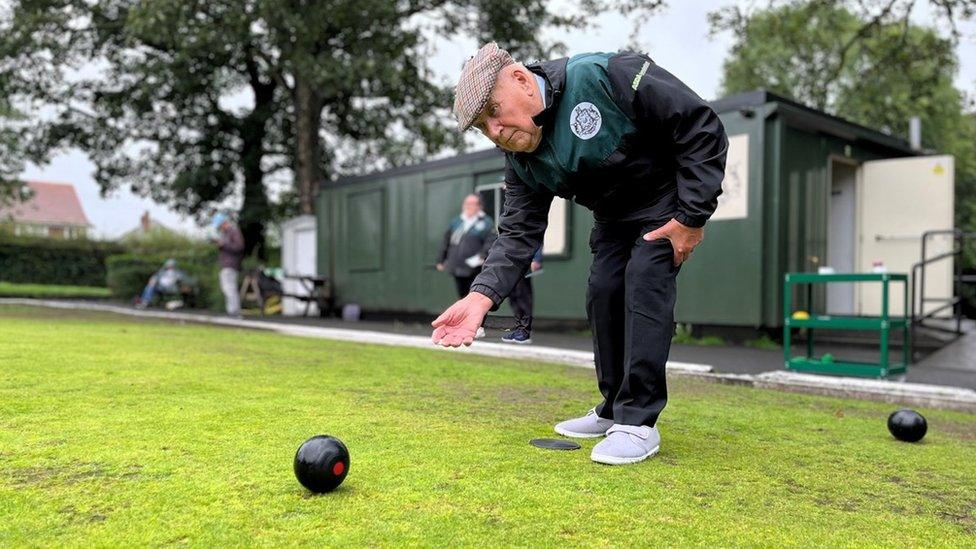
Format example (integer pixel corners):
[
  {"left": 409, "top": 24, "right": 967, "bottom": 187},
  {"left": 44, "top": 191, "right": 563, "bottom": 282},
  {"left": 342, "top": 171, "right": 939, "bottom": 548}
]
[
  {"left": 0, "top": 299, "right": 712, "bottom": 374},
  {"left": 5, "top": 299, "right": 975, "bottom": 412},
  {"left": 753, "top": 371, "right": 976, "bottom": 412}
]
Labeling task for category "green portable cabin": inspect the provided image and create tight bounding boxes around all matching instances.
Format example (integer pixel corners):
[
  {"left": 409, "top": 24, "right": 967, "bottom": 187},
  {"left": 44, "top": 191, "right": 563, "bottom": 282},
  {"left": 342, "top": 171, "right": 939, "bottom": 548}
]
[{"left": 316, "top": 89, "right": 953, "bottom": 328}]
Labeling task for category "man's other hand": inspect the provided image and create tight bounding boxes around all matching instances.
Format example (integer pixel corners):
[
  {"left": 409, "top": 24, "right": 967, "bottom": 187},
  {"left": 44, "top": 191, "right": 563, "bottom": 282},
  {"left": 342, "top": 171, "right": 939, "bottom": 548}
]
[
  {"left": 642, "top": 218, "right": 704, "bottom": 266},
  {"left": 431, "top": 292, "right": 493, "bottom": 347},
  {"left": 435, "top": 263, "right": 445, "bottom": 272}
]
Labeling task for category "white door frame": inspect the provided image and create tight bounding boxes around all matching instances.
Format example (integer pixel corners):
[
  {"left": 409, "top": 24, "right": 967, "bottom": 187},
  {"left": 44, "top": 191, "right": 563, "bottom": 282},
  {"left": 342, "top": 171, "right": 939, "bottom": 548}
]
[
  {"left": 474, "top": 181, "right": 505, "bottom": 226},
  {"left": 825, "top": 154, "right": 862, "bottom": 313}
]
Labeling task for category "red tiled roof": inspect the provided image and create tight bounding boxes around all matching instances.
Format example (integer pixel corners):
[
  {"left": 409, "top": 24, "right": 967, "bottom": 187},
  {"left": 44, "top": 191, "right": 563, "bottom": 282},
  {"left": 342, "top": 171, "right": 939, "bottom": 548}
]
[{"left": 0, "top": 181, "right": 90, "bottom": 227}]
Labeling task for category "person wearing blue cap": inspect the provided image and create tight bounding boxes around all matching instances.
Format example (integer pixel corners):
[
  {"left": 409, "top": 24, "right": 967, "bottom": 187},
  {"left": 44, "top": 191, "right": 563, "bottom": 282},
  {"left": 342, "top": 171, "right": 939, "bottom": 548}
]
[{"left": 211, "top": 213, "right": 245, "bottom": 316}]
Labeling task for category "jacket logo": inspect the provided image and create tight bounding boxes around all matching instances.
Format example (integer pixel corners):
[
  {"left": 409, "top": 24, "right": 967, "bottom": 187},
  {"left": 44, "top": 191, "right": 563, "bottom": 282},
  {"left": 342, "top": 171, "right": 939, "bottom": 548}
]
[{"left": 570, "top": 102, "right": 602, "bottom": 140}]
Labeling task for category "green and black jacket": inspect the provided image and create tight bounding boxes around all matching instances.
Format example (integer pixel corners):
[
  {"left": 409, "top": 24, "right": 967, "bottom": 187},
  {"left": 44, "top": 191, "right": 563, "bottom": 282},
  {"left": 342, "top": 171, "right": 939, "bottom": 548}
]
[{"left": 470, "top": 51, "right": 728, "bottom": 306}]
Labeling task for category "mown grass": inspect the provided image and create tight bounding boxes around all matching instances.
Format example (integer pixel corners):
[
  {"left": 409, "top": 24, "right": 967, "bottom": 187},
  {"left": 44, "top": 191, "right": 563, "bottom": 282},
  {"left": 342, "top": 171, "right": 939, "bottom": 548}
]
[
  {"left": 0, "top": 304, "right": 974, "bottom": 546},
  {"left": 745, "top": 333, "right": 781, "bottom": 350},
  {"left": 672, "top": 323, "right": 725, "bottom": 346},
  {"left": 0, "top": 281, "right": 111, "bottom": 299}
]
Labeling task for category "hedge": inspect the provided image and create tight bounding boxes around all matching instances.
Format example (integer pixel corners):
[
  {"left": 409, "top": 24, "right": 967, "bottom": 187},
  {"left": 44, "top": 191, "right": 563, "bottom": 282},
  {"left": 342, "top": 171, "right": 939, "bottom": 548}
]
[
  {"left": 106, "top": 252, "right": 225, "bottom": 311},
  {"left": 0, "top": 281, "right": 113, "bottom": 299},
  {"left": 0, "top": 236, "right": 123, "bottom": 287}
]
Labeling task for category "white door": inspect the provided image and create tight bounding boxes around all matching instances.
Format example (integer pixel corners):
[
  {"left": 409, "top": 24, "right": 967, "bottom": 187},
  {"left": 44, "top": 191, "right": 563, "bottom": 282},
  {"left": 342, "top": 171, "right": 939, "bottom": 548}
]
[
  {"left": 294, "top": 228, "right": 317, "bottom": 276},
  {"left": 281, "top": 216, "right": 318, "bottom": 316},
  {"left": 859, "top": 155, "right": 954, "bottom": 317},
  {"left": 827, "top": 161, "right": 857, "bottom": 314}
]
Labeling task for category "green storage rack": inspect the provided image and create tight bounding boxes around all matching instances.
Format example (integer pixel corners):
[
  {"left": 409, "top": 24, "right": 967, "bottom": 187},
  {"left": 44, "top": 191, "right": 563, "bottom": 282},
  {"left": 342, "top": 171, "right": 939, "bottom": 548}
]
[{"left": 783, "top": 272, "right": 909, "bottom": 378}]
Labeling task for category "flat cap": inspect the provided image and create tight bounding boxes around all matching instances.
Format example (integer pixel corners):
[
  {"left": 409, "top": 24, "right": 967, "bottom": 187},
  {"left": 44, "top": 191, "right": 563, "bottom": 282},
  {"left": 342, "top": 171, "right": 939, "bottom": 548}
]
[{"left": 453, "top": 42, "right": 515, "bottom": 131}]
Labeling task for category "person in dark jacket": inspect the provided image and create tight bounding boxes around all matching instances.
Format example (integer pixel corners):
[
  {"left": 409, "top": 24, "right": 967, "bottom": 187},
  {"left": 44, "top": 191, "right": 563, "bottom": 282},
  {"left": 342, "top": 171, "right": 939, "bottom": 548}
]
[
  {"left": 212, "top": 212, "right": 245, "bottom": 316},
  {"left": 431, "top": 43, "right": 727, "bottom": 465},
  {"left": 436, "top": 194, "right": 497, "bottom": 298},
  {"left": 501, "top": 246, "right": 542, "bottom": 344}
]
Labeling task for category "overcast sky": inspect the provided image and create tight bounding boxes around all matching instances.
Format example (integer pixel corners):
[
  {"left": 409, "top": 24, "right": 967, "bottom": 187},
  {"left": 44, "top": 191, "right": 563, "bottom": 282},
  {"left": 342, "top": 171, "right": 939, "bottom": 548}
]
[{"left": 18, "top": 0, "right": 976, "bottom": 239}]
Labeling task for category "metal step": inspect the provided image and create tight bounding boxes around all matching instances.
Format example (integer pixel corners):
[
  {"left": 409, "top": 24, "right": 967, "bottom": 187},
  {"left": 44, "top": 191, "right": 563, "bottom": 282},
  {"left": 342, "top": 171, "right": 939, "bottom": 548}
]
[{"left": 797, "top": 320, "right": 971, "bottom": 350}]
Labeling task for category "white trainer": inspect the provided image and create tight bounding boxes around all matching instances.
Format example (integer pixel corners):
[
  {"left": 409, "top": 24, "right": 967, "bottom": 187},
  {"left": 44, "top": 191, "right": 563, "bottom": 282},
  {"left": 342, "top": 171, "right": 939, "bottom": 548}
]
[
  {"left": 590, "top": 424, "right": 660, "bottom": 465},
  {"left": 553, "top": 409, "right": 614, "bottom": 438}
]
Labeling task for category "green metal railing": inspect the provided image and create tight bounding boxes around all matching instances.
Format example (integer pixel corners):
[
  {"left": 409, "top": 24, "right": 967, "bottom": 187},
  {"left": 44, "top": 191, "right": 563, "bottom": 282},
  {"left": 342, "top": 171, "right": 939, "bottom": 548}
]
[
  {"left": 783, "top": 272, "right": 909, "bottom": 378},
  {"left": 910, "top": 229, "right": 976, "bottom": 360}
]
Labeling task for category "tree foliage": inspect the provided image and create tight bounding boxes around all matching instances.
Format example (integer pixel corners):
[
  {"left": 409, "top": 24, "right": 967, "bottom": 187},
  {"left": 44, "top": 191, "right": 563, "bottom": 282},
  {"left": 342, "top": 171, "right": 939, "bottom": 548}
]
[
  {"left": 249, "top": 0, "right": 668, "bottom": 215},
  {"left": 0, "top": 0, "right": 667, "bottom": 247},
  {"left": 0, "top": 101, "right": 28, "bottom": 206},
  {"left": 711, "top": 0, "right": 976, "bottom": 231},
  {"left": 0, "top": 0, "right": 289, "bottom": 256}
]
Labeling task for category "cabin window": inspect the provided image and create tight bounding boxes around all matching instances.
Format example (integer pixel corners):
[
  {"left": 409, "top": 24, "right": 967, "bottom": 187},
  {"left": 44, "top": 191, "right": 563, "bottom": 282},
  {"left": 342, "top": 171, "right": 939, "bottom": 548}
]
[
  {"left": 425, "top": 176, "right": 470, "bottom": 265},
  {"left": 475, "top": 172, "right": 570, "bottom": 257},
  {"left": 543, "top": 198, "right": 569, "bottom": 255},
  {"left": 475, "top": 181, "right": 505, "bottom": 226}
]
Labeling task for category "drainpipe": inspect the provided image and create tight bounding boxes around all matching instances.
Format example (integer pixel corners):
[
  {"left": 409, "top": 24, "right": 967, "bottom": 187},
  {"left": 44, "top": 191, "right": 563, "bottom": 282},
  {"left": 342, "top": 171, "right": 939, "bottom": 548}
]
[{"left": 909, "top": 117, "right": 922, "bottom": 151}]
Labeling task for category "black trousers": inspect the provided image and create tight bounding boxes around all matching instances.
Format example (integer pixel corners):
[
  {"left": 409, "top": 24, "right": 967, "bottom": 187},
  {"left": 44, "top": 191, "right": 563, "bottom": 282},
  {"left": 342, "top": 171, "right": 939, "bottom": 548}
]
[
  {"left": 587, "top": 217, "right": 679, "bottom": 427},
  {"left": 453, "top": 270, "right": 480, "bottom": 298},
  {"left": 508, "top": 276, "right": 534, "bottom": 331}
]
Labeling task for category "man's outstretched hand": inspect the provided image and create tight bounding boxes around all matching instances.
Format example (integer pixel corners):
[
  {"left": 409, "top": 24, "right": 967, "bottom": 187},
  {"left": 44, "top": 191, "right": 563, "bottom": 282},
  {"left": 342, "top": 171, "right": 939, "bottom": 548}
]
[
  {"left": 431, "top": 292, "right": 493, "bottom": 347},
  {"left": 642, "top": 218, "right": 704, "bottom": 266}
]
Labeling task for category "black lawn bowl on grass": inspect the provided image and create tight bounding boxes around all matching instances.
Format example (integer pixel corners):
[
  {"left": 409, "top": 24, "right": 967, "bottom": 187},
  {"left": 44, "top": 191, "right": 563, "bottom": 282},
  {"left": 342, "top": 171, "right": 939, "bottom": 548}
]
[
  {"left": 529, "top": 438, "right": 581, "bottom": 450},
  {"left": 294, "top": 435, "right": 350, "bottom": 493},
  {"left": 887, "top": 409, "right": 928, "bottom": 443}
]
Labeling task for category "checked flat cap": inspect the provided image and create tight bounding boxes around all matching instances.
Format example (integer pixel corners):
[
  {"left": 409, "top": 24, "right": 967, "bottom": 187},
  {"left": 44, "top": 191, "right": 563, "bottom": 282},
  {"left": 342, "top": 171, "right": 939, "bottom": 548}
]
[{"left": 453, "top": 42, "right": 515, "bottom": 131}]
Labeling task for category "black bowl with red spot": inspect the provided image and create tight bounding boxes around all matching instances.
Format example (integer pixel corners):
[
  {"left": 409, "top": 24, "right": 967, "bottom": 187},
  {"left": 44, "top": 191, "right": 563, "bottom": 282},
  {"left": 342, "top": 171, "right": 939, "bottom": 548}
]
[{"left": 294, "top": 435, "right": 350, "bottom": 493}]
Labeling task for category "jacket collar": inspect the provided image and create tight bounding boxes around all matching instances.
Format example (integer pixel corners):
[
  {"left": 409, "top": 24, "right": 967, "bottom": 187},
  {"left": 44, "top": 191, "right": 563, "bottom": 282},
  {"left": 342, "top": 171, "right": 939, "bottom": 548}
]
[
  {"left": 527, "top": 57, "right": 567, "bottom": 130},
  {"left": 459, "top": 210, "right": 486, "bottom": 222}
]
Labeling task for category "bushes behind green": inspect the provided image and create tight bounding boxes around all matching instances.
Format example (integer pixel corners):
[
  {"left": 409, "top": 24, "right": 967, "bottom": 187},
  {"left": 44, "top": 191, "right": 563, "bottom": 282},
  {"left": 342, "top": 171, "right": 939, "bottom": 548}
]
[
  {"left": 1, "top": 228, "right": 277, "bottom": 312},
  {"left": 0, "top": 235, "right": 123, "bottom": 286},
  {"left": 118, "top": 227, "right": 213, "bottom": 257},
  {"left": 0, "top": 281, "right": 112, "bottom": 299},
  {"left": 106, "top": 252, "right": 225, "bottom": 311}
]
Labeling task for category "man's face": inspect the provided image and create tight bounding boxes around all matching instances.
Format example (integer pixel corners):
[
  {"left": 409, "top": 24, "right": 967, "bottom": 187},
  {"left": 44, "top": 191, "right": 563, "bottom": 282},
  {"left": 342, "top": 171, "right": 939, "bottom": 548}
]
[
  {"left": 462, "top": 195, "right": 482, "bottom": 217},
  {"left": 473, "top": 65, "right": 544, "bottom": 153}
]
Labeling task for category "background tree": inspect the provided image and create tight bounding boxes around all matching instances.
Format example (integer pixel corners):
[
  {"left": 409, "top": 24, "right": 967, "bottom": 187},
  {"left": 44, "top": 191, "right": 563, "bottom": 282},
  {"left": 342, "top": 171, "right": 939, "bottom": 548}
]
[
  {"left": 0, "top": 1, "right": 289, "bottom": 257},
  {"left": 0, "top": 0, "right": 71, "bottom": 207},
  {"left": 0, "top": 2, "right": 257, "bottom": 250},
  {"left": 0, "top": 101, "right": 28, "bottom": 206},
  {"left": 711, "top": 0, "right": 976, "bottom": 233},
  {"left": 0, "top": 0, "right": 667, "bottom": 247},
  {"left": 251, "top": 0, "right": 668, "bottom": 215}
]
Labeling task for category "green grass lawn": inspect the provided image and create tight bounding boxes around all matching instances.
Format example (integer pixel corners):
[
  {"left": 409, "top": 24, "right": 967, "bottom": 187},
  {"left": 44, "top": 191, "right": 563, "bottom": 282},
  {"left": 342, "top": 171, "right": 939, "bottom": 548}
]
[
  {"left": 0, "top": 281, "right": 111, "bottom": 299},
  {"left": 1, "top": 305, "right": 974, "bottom": 546}
]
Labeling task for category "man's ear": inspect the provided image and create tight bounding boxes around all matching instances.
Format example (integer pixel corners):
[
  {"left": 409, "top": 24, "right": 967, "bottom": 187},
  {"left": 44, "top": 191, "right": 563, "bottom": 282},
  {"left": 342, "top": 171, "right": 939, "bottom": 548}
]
[{"left": 510, "top": 66, "right": 534, "bottom": 94}]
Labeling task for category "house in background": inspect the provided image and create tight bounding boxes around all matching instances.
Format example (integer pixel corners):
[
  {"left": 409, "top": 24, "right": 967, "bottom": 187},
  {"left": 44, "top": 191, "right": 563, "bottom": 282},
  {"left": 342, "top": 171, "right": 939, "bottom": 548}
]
[
  {"left": 119, "top": 211, "right": 180, "bottom": 241},
  {"left": 0, "top": 181, "right": 90, "bottom": 239}
]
